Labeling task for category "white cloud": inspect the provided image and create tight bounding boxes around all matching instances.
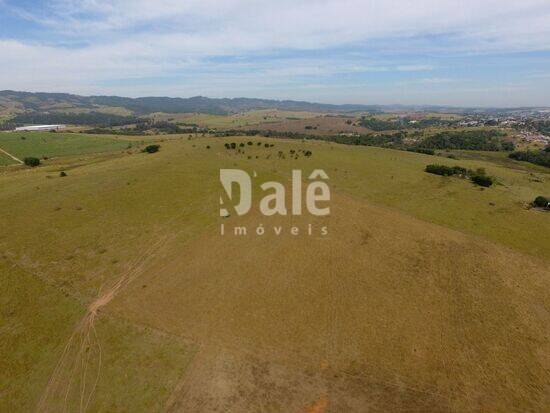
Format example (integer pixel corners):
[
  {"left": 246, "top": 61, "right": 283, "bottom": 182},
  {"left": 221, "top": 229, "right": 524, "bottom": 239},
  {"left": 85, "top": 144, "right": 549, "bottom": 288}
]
[{"left": 1, "top": 0, "right": 550, "bottom": 105}]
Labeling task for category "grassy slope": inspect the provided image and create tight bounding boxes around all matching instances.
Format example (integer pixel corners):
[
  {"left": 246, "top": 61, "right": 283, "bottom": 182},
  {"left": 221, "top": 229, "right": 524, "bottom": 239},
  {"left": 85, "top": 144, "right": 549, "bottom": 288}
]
[
  {"left": 0, "top": 132, "right": 132, "bottom": 160},
  {"left": 292, "top": 140, "right": 549, "bottom": 258},
  {"left": 0, "top": 151, "right": 16, "bottom": 166},
  {"left": 0, "top": 135, "right": 548, "bottom": 411},
  {"left": 0, "top": 261, "right": 195, "bottom": 412}
]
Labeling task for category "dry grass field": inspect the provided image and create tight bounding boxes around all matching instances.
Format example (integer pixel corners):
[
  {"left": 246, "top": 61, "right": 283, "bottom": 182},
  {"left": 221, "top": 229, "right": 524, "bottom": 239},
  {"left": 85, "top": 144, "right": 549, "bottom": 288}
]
[
  {"left": 150, "top": 109, "right": 319, "bottom": 129},
  {"left": 238, "top": 114, "right": 367, "bottom": 135},
  {"left": 1, "top": 134, "right": 549, "bottom": 412}
]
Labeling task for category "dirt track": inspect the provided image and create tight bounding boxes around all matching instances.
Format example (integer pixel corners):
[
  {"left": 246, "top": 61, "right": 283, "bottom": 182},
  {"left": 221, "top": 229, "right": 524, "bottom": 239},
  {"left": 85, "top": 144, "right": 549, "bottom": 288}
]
[
  {"left": 36, "top": 235, "right": 172, "bottom": 413},
  {"left": 0, "top": 146, "right": 23, "bottom": 164}
]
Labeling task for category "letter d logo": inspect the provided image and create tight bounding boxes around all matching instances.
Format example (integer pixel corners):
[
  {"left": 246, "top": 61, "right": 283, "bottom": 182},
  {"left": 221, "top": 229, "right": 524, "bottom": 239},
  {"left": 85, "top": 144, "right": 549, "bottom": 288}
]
[{"left": 220, "top": 169, "right": 252, "bottom": 216}]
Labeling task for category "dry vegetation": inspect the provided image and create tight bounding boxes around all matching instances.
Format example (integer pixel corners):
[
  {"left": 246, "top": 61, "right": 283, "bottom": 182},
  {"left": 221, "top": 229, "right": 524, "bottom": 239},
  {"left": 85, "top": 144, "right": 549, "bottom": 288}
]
[{"left": 1, "top": 134, "right": 549, "bottom": 412}]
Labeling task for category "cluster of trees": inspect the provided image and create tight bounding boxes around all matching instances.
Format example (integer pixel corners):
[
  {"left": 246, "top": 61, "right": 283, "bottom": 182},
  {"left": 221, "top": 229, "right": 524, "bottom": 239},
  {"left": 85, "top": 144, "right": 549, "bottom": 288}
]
[
  {"left": 420, "top": 130, "right": 513, "bottom": 151},
  {"left": 425, "top": 164, "right": 493, "bottom": 187},
  {"left": 508, "top": 149, "right": 550, "bottom": 168},
  {"left": 214, "top": 128, "right": 515, "bottom": 156},
  {"left": 223, "top": 141, "right": 275, "bottom": 150},
  {"left": 85, "top": 121, "right": 207, "bottom": 135},
  {"left": 214, "top": 128, "right": 406, "bottom": 149},
  {"left": 402, "top": 117, "right": 453, "bottom": 128},
  {"left": 221, "top": 140, "right": 312, "bottom": 158},
  {"left": 359, "top": 117, "right": 400, "bottom": 131}
]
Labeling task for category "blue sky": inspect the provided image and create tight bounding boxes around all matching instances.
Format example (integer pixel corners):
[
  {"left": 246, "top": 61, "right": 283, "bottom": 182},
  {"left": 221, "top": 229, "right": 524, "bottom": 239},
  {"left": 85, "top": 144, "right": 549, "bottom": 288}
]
[{"left": 1, "top": 0, "right": 550, "bottom": 107}]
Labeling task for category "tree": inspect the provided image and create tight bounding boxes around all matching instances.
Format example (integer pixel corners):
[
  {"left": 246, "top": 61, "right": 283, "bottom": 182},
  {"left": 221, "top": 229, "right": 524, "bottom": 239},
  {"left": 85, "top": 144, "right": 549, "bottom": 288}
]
[
  {"left": 142, "top": 144, "right": 160, "bottom": 153},
  {"left": 24, "top": 157, "right": 40, "bottom": 167},
  {"left": 471, "top": 174, "right": 493, "bottom": 187},
  {"left": 533, "top": 196, "right": 549, "bottom": 208}
]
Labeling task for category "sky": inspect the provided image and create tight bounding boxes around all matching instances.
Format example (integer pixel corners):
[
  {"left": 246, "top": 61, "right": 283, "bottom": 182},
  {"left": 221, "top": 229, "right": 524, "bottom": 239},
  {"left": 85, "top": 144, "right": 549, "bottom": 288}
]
[{"left": 1, "top": 0, "right": 550, "bottom": 107}]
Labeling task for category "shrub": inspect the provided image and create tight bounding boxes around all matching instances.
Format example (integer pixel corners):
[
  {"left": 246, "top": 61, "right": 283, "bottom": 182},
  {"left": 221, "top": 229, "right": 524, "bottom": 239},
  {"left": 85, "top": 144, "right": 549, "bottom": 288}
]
[
  {"left": 239, "top": 143, "right": 245, "bottom": 147},
  {"left": 143, "top": 144, "right": 160, "bottom": 153},
  {"left": 24, "top": 157, "right": 40, "bottom": 167},
  {"left": 59, "top": 171, "right": 67, "bottom": 177},
  {"left": 451, "top": 166, "right": 468, "bottom": 175},
  {"left": 471, "top": 174, "right": 493, "bottom": 187},
  {"left": 533, "top": 196, "right": 549, "bottom": 208},
  {"left": 230, "top": 142, "right": 236, "bottom": 149},
  {"left": 206, "top": 145, "right": 211, "bottom": 149},
  {"left": 304, "top": 150, "right": 312, "bottom": 157},
  {"left": 247, "top": 141, "right": 253, "bottom": 145},
  {"left": 224, "top": 143, "right": 230, "bottom": 149},
  {"left": 407, "top": 147, "right": 435, "bottom": 155},
  {"left": 425, "top": 164, "right": 455, "bottom": 176}
]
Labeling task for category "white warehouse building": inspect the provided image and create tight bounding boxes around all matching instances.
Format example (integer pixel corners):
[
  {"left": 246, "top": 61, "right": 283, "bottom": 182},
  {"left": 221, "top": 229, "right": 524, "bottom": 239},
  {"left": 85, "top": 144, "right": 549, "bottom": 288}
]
[{"left": 15, "top": 124, "right": 67, "bottom": 132}]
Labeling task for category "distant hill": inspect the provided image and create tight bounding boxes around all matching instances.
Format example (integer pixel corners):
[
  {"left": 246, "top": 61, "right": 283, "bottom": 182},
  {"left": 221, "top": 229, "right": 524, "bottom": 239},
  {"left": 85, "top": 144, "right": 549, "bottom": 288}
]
[
  {"left": 0, "top": 90, "right": 387, "bottom": 117},
  {"left": 1, "top": 91, "right": 548, "bottom": 124}
]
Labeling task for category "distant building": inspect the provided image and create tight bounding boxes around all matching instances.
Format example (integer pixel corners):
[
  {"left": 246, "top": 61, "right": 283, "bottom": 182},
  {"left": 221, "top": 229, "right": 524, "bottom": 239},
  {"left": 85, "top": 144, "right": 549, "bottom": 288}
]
[{"left": 15, "top": 124, "right": 66, "bottom": 132}]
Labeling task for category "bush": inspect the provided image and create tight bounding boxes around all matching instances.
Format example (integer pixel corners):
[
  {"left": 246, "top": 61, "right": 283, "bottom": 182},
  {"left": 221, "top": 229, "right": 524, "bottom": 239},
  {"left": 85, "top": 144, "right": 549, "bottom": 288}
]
[
  {"left": 224, "top": 143, "right": 230, "bottom": 149},
  {"left": 230, "top": 142, "right": 236, "bottom": 149},
  {"left": 509, "top": 150, "right": 550, "bottom": 168},
  {"left": 142, "top": 144, "right": 160, "bottom": 154},
  {"left": 425, "top": 164, "right": 455, "bottom": 176},
  {"left": 451, "top": 166, "right": 468, "bottom": 175},
  {"left": 247, "top": 141, "right": 253, "bottom": 145},
  {"left": 533, "top": 196, "right": 549, "bottom": 208},
  {"left": 407, "top": 147, "right": 435, "bottom": 155},
  {"left": 24, "top": 157, "right": 40, "bottom": 167},
  {"left": 471, "top": 174, "right": 493, "bottom": 187},
  {"left": 59, "top": 171, "right": 67, "bottom": 177}
]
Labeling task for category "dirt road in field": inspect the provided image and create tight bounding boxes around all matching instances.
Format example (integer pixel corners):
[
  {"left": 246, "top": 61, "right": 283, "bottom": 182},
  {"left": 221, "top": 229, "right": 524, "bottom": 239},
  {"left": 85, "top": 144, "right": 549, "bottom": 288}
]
[
  {"left": 37, "top": 235, "right": 173, "bottom": 413},
  {"left": 0, "top": 146, "right": 23, "bottom": 164}
]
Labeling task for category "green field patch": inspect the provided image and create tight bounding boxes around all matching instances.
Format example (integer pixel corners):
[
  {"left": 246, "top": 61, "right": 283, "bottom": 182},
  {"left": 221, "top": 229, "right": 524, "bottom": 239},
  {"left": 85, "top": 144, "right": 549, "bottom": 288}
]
[
  {"left": 0, "top": 132, "right": 131, "bottom": 160},
  {"left": 0, "top": 260, "right": 195, "bottom": 413},
  {"left": 0, "top": 151, "right": 17, "bottom": 166}
]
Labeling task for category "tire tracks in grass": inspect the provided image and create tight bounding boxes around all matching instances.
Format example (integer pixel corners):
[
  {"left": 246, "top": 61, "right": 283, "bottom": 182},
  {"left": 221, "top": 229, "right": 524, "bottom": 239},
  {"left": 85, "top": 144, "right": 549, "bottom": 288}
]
[{"left": 36, "top": 234, "right": 173, "bottom": 413}]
